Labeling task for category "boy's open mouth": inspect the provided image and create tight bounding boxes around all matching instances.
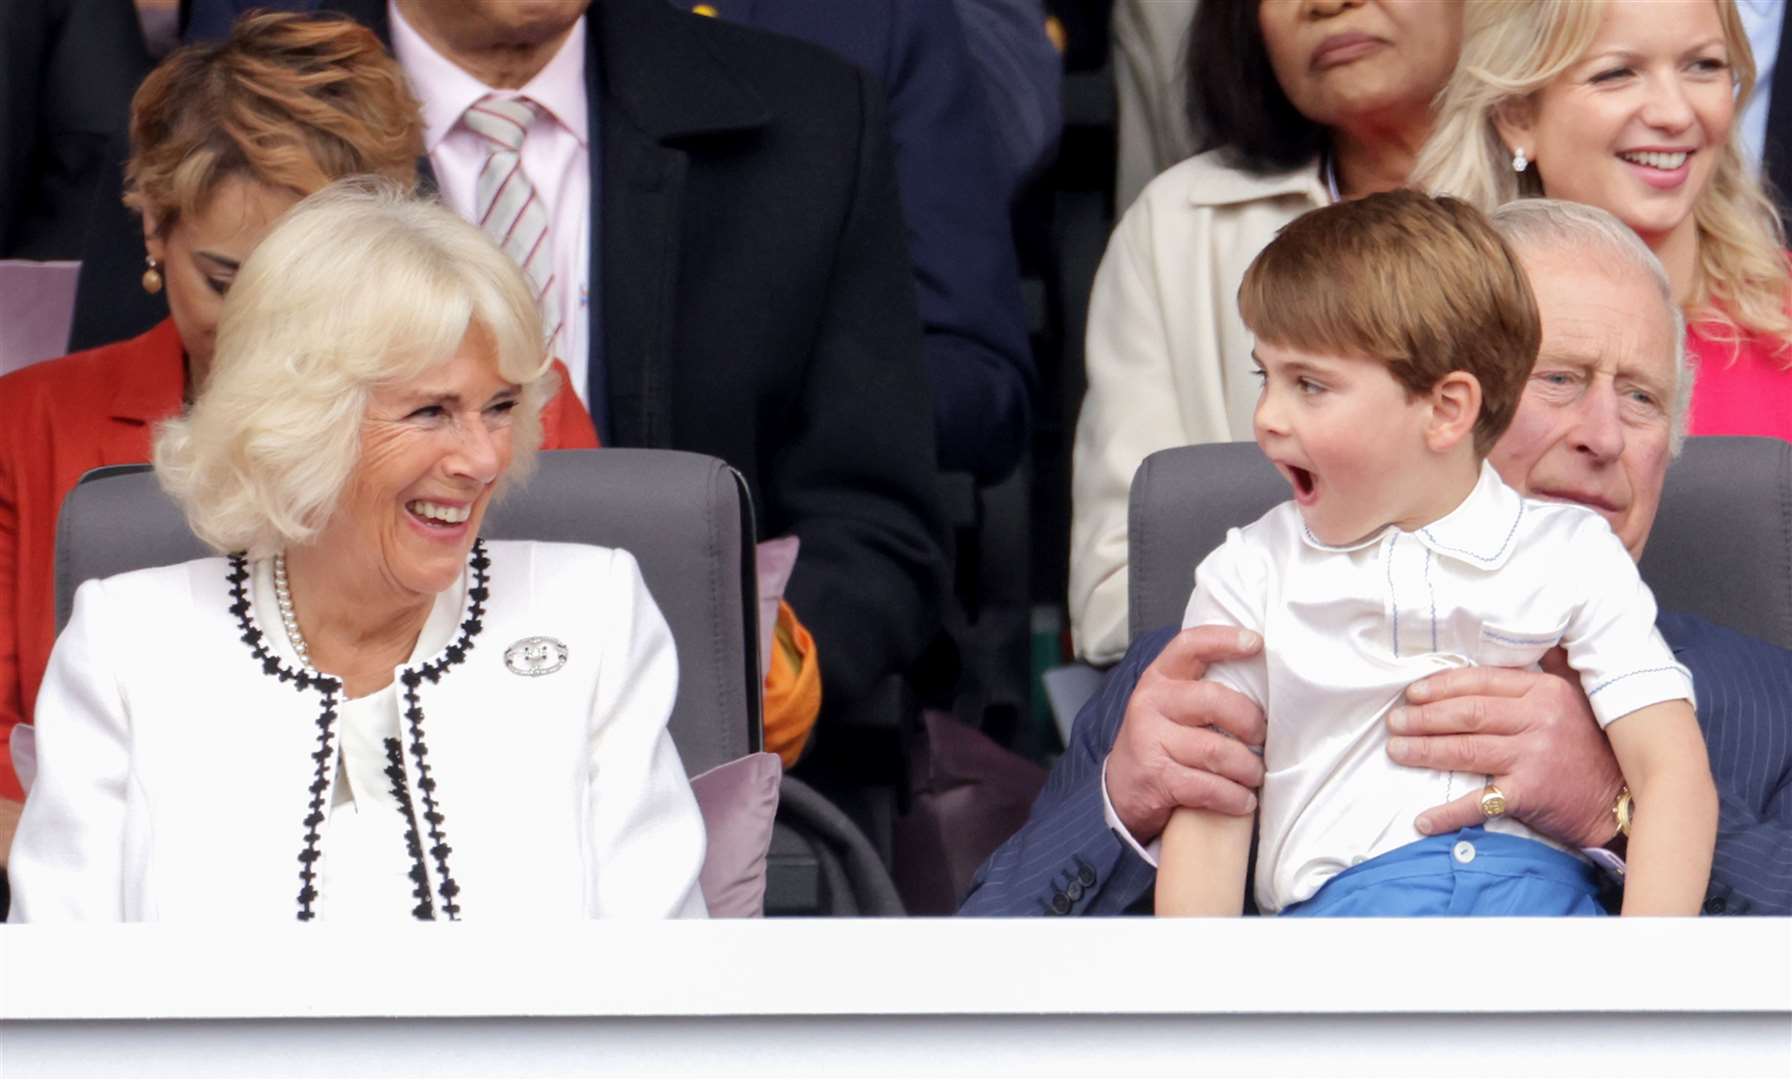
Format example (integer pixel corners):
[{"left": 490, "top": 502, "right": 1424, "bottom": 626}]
[{"left": 1290, "top": 465, "right": 1316, "bottom": 500}]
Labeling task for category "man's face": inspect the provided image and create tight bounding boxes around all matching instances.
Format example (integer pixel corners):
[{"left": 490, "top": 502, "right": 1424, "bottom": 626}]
[
  {"left": 1488, "top": 247, "right": 1679, "bottom": 560},
  {"left": 408, "top": 0, "right": 589, "bottom": 49}
]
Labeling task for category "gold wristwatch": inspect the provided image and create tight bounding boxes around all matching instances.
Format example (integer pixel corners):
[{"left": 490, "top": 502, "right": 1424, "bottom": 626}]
[{"left": 1612, "top": 784, "right": 1634, "bottom": 838}]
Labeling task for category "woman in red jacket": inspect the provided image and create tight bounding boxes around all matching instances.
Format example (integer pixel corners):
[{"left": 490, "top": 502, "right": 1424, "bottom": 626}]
[{"left": 0, "top": 12, "right": 596, "bottom": 847}]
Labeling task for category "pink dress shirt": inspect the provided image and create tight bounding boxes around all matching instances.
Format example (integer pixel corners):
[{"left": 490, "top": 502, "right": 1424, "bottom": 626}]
[{"left": 389, "top": 1, "right": 593, "bottom": 406}]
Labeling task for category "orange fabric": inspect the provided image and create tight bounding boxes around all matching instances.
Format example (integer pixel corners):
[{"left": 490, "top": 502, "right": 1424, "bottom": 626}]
[
  {"left": 539, "top": 361, "right": 600, "bottom": 451},
  {"left": 0, "top": 319, "right": 597, "bottom": 800},
  {"left": 762, "top": 599, "right": 820, "bottom": 768}
]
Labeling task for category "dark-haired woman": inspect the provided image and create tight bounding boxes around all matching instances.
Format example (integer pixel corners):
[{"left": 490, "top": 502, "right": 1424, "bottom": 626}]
[{"left": 1069, "top": 0, "right": 1463, "bottom": 664}]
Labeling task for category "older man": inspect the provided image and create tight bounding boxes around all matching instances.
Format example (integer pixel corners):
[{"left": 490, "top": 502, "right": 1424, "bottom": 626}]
[{"left": 962, "top": 199, "right": 1792, "bottom": 917}]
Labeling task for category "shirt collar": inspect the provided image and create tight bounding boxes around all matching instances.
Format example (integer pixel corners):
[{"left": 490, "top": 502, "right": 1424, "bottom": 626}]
[
  {"left": 1185, "top": 153, "right": 1331, "bottom": 210},
  {"left": 1298, "top": 460, "right": 1527, "bottom": 570},
  {"left": 388, "top": 1, "right": 589, "bottom": 151},
  {"left": 1411, "top": 460, "right": 1528, "bottom": 570}
]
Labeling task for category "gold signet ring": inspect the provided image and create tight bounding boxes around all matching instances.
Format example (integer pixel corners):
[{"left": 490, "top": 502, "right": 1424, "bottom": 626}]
[{"left": 1479, "top": 783, "right": 1508, "bottom": 819}]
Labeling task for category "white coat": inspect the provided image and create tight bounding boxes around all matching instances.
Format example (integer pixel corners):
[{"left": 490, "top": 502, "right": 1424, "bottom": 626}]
[
  {"left": 1070, "top": 150, "right": 1328, "bottom": 663},
  {"left": 8, "top": 539, "right": 707, "bottom": 922}
]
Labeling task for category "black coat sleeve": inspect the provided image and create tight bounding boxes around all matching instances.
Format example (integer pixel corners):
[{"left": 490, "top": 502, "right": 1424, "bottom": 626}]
[
  {"left": 777, "top": 69, "right": 951, "bottom": 719},
  {"left": 0, "top": 0, "right": 149, "bottom": 261}
]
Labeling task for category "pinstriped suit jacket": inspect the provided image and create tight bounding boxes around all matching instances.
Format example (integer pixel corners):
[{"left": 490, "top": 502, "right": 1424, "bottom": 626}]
[{"left": 959, "top": 616, "right": 1792, "bottom": 916}]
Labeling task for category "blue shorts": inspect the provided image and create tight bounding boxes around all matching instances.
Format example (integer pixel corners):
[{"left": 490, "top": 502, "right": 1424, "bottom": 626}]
[{"left": 1279, "top": 827, "right": 1607, "bottom": 917}]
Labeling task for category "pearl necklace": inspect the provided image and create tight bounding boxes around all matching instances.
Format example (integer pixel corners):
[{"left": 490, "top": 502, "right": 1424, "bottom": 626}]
[{"left": 271, "top": 552, "right": 313, "bottom": 669}]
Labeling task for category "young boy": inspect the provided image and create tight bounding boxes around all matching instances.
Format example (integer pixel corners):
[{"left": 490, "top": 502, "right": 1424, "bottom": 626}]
[{"left": 1155, "top": 192, "right": 1717, "bottom": 917}]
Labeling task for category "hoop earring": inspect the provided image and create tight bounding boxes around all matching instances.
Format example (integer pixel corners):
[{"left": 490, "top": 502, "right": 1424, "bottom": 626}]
[
  {"left": 1512, "top": 147, "right": 1529, "bottom": 173},
  {"left": 141, "top": 255, "right": 163, "bottom": 295}
]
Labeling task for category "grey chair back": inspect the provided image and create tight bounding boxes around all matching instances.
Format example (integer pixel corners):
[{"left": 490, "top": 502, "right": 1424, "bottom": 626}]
[
  {"left": 54, "top": 449, "right": 761, "bottom": 775},
  {"left": 1129, "top": 437, "right": 1792, "bottom": 653}
]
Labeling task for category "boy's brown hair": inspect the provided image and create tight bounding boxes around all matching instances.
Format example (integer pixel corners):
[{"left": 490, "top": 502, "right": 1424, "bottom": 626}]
[{"left": 1238, "top": 190, "right": 1540, "bottom": 454}]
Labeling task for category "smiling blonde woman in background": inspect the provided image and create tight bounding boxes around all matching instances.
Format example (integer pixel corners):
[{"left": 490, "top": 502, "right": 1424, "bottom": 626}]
[
  {"left": 8, "top": 181, "right": 703, "bottom": 922},
  {"left": 1413, "top": 0, "right": 1792, "bottom": 440}
]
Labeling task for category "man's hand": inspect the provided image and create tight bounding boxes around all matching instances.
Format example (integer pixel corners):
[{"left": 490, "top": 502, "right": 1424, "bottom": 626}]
[
  {"left": 1106, "top": 626, "right": 1268, "bottom": 845},
  {"left": 1387, "top": 648, "right": 1624, "bottom": 848}
]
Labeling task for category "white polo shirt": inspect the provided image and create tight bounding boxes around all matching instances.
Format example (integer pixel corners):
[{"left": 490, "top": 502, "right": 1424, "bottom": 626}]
[{"left": 1174, "top": 461, "right": 1693, "bottom": 913}]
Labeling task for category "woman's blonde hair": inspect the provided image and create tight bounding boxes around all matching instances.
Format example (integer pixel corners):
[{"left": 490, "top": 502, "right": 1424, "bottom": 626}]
[
  {"left": 1411, "top": 0, "right": 1790, "bottom": 358},
  {"left": 155, "top": 179, "right": 557, "bottom": 557},
  {"left": 124, "top": 10, "right": 423, "bottom": 235}
]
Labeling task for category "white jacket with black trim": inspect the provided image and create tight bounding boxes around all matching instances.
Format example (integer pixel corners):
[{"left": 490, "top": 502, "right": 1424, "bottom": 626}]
[{"left": 9, "top": 539, "right": 706, "bottom": 922}]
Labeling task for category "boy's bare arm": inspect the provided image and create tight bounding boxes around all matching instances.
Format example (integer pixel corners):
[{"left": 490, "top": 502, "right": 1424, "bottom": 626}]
[
  {"left": 1605, "top": 700, "right": 1717, "bottom": 916},
  {"left": 1156, "top": 805, "right": 1254, "bottom": 916}
]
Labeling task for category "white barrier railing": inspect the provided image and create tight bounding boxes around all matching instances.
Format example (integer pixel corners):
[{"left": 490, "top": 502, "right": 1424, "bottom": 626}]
[{"left": 4, "top": 918, "right": 1788, "bottom": 1076}]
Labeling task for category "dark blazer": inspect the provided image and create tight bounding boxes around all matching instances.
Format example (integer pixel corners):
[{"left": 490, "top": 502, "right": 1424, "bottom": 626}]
[
  {"left": 960, "top": 617, "right": 1792, "bottom": 917},
  {"left": 0, "top": 0, "right": 149, "bottom": 259},
  {"left": 315, "top": 0, "right": 948, "bottom": 723},
  {"left": 183, "top": 0, "right": 1036, "bottom": 483},
  {"left": 723, "top": 0, "right": 1036, "bottom": 484}
]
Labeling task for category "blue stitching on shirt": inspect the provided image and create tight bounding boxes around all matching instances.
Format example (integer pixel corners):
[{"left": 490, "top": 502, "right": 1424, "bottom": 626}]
[
  {"left": 1421, "top": 499, "right": 1526, "bottom": 564},
  {"left": 1482, "top": 629, "right": 1562, "bottom": 646},
  {"left": 1425, "top": 547, "right": 1437, "bottom": 653},
  {"left": 1588, "top": 666, "right": 1686, "bottom": 696},
  {"left": 1301, "top": 520, "right": 1382, "bottom": 552}
]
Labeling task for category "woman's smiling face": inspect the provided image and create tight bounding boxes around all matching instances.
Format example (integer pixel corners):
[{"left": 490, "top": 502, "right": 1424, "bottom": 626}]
[
  {"left": 309, "top": 326, "right": 520, "bottom": 603},
  {"left": 1499, "top": 0, "right": 1737, "bottom": 246}
]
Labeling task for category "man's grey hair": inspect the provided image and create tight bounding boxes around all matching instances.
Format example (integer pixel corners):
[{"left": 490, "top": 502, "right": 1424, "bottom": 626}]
[{"left": 1487, "top": 199, "right": 1692, "bottom": 455}]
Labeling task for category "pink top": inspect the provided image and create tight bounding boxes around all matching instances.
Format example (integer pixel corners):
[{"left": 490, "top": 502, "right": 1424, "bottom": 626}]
[{"left": 1685, "top": 320, "right": 1792, "bottom": 442}]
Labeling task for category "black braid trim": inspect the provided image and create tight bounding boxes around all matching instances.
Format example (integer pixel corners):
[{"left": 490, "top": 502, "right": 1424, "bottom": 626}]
[
  {"left": 383, "top": 737, "right": 436, "bottom": 920},
  {"left": 393, "top": 539, "right": 489, "bottom": 921},
  {"left": 227, "top": 555, "right": 343, "bottom": 922}
]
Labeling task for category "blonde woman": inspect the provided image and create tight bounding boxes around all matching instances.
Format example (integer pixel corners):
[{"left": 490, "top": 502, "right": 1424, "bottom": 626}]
[
  {"left": 0, "top": 13, "right": 597, "bottom": 867},
  {"left": 8, "top": 182, "right": 703, "bottom": 922},
  {"left": 1413, "top": 0, "right": 1792, "bottom": 440}
]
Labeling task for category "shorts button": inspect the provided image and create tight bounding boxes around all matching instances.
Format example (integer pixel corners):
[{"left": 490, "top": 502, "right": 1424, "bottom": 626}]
[
  {"left": 1452, "top": 841, "right": 1477, "bottom": 864},
  {"left": 1350, "top": 855, "right": 1365, "bottom": 866}
]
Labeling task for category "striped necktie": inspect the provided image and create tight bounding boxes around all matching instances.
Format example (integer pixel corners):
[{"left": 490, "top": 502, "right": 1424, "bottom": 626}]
[{"left": 461, "top": 94, "right": 562, "bottom": 349}]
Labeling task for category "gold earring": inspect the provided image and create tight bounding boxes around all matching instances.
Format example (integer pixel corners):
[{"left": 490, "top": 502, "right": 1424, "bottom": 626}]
[{"left": 141, "top": 255, "right": 163, "bottom": 294}]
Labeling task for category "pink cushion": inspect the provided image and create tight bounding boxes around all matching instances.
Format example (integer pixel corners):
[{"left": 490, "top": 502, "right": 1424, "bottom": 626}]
[
  {"left": 689, "top": 752, "right": 782, "bottom": 917},
  {"left": 754, "top": 536, "right": 800, "bottom": 680},
  {"left": 0, "top": 260, "right": 80, "bottom": 376}
]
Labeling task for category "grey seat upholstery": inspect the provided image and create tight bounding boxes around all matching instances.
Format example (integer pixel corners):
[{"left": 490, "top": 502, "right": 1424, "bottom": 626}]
[
  {"left": 1129, "top": 437, "right": 1792, "bottom": 653},
  {"left": 55, "top": 449, "right": 761, "bottom": 773}
]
